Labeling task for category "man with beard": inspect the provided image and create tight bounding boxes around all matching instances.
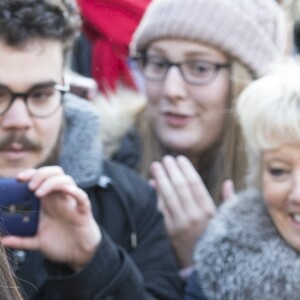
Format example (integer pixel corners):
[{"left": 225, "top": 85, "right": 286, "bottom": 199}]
[{"left": 0, "top": 1, "right": 182, "bottom": 299}]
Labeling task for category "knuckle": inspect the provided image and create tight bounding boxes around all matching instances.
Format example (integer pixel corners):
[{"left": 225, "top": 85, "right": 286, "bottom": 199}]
[
  {"left": 65, "top": 174, "right": 74, "bottom": 183},
  {"left": 204, "top": 206, "right": 216, "bottom": 219},
  {"left": 55, "top": 166, "right": 64, "bottom": 173}
]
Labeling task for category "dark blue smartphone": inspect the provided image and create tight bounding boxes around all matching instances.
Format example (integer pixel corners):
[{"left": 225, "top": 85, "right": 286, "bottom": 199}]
[{"left": 0, "top": 178, "right": 40, "bottom": 236}]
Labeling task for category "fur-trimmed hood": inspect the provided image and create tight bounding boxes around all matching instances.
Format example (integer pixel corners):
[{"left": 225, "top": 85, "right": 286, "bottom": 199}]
[
  {"left": 92, "top": 88, "right": 146, "bottom": 159},
  {"left": 194, "top": 189, "right": 300, "bottom": 300},
  {"left": 59, "top": 93, "right": 102, "bottom": 187}
]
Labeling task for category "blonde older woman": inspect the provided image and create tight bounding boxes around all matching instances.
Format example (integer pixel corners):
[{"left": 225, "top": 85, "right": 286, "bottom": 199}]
[{"left": 185, "top": 61, "right": 300, "bottom": 300}]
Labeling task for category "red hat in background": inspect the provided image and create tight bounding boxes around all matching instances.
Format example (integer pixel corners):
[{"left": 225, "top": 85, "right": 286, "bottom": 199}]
[{"left": 78, "top": 0, "right": 151, "bottom": 94}]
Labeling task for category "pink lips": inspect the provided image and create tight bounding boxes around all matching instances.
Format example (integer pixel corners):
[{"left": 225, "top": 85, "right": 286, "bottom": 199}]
[
  {"left": 288, "top": 213, "right": 300, "bottom": 235},
  {"left": 162, "top": 111, "right": 195, "bottom": 127},
  {"left": 8, "top": 142, "right": 24, "bottom": 150},
  {"left": 0, "top": 143, "right": 28, "bottom": 160}
]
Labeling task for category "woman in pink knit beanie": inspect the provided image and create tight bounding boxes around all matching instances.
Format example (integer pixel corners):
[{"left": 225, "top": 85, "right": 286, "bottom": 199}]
[{"left": 127, "top": 0, "right": 288, "bottom": 273}]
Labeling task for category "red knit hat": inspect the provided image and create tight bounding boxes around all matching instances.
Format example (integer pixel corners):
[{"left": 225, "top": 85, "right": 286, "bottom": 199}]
[{"left": 78, "top": 0, "right": 150, "bottom": 94}]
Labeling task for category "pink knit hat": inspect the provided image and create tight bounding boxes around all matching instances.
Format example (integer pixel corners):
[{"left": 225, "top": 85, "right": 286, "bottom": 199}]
[{"left": 130, "top": 0, "right": 287, "bottom": 77}]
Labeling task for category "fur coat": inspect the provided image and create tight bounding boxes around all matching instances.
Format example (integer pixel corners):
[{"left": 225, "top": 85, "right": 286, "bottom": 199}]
[
  {"left": 194, "top": 189, "right": 300, "bottom": 300},
  {"left": 93, "top": 87, "right": 146, "bottom": 160}
]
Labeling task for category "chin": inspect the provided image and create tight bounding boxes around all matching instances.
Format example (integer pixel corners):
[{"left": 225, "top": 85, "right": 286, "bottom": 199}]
[
  {"left": 162, "top": 140, "right": 193, "bottom": 154},
  {"left": 0, "top": 167, "right": 24, "bottom": 178},
  {"left": 287, "top": 234, "right": 300, "bottom": 251}
]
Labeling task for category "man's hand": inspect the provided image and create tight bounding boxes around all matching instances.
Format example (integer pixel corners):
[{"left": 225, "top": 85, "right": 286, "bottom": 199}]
[
  {"left": 150, "top": 155, "right": 216, "bottom": 268},
  {"left": 1, "top": 166, "right": 101, "bottom": 272}
]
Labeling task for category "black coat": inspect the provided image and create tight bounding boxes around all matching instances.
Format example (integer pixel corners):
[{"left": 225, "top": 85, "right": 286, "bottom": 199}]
[{"left": 11, "top": 95, "right": 182, "bottom": 300}]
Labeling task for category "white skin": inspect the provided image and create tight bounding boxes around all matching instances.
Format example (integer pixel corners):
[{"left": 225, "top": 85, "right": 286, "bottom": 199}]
[
  {"left": 263, "top": 144, "right": 300, "bottom": 252},
  {"left": 146, "top": 39, "right": 234, "bottom": 267},
  {"left": 0, "top": 40, "right": 101, "bottom": 271}
]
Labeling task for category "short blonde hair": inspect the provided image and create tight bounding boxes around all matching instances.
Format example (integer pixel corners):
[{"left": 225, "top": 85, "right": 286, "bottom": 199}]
[{"left": 237, "top": 59, "right": 300, "bottom": 188}]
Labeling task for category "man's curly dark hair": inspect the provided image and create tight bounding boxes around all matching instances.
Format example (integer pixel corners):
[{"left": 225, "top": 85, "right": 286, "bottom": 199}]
[{"left": 0, "top": 0, "right": 81, "bottom": 63}]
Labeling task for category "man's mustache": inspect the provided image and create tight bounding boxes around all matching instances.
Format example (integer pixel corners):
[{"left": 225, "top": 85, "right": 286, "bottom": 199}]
[{"left": 0, "top": 133, "right": 41, "bottom": 151}]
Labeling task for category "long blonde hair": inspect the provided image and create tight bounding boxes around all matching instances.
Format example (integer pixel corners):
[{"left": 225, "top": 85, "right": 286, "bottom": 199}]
[
  {"left": 136, "top": 60, "right": 253, "bottom": 203},
  {"left": 0, "top": 242, "right": 23, "bottom": 300}
]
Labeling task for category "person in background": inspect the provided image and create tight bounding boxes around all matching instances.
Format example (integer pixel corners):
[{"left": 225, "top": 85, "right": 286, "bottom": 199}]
[
  {"left": 284, "top": 0, "right": 300, "bottom": 54},
  {"left": 276, "top": 0, "right": 300, "bottom": 54},
  {"left": 73, "top": 0, "right": 151, "bottom": 94},
  {"left": 185, "top": 60, "right": 300, "bottom": 300},
  {"left": 96, "top": 0, "right": 287, "bottom": 272},
  {"left": 0, "top": 0, "right": 182, "bottom": 299}
]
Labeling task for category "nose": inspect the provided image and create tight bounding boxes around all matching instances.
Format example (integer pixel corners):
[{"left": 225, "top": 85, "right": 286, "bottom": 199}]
[
  {"left": 1, "top": 98, "right": 32, "bottom": 130},
  {"left": 162, "top": 66, "right": 187, "bottom": 102}
]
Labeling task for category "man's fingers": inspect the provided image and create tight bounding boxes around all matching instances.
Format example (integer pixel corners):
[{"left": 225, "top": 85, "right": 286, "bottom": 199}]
[
  {"left": 62, "top": 185, "right": 90, "bottom": 215},
  {"left": 17, "top": 168, "right": 37, "bottom": 182},
  {"left": 34, "top": 174, "right": 75, "bottom": 198},
  {"left": 1, "top": 236, "right": 39, "bottom": 251},
  {"left": 17, "top": 166, "right": 66, "bottom": 191}
]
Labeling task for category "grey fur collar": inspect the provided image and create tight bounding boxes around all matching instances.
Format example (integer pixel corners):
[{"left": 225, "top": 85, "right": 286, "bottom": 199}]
[
  {"left": 59, "top": 93, "right": 102, "bottom": 187},
  {"left": 194, "top": 189, "right": 300, "bottom": 300}
]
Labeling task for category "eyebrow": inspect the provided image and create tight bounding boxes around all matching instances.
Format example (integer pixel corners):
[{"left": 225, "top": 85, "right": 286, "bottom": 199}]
[
  {"left": 0, "top": 81, "right": 57, "bottom": 92},
  {"left": 263, "top": 156, "right": 290, "bottom": 164},
  {"left": 147, "top": 47, "right": 226, "bottom": 62}
]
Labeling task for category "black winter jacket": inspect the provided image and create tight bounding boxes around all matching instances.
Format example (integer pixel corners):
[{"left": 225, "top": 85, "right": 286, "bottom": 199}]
[{"left": 11, "top": 95, "right": 182, "bottom": 300}]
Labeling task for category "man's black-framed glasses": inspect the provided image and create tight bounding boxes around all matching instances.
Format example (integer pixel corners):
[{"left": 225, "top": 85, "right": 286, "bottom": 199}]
[
  {"left": 0, "top": 81, "right": 69, "bottom": 118},
  {"left": 134, "top": 54, "right": 230, "bottom": 85}
]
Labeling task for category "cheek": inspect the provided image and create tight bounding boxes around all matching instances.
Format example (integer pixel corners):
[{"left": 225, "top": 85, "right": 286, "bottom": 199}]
[
  {"left": 192, "top": 81, "right": 229, "bottom": 130},
  {"left": 195, "top": 74, "right": 230, "bottom": 109},
  {"left": 39, "top": 111, "right": 62, "bottom": 148},
  {"left": 263, "top": 175, "right": 276, "bottom": 204},
  {"left": 145, "top": 82, "right": 162, "bottom": 120},
  {"left": 263, "top": 175, "right": 287, "bottom": 211},
  {"left": 145, "top": 81, "right": 161, "bottom": 104},
  {"left": 212, "top": 76, "right": 231, "bottom": 109}
]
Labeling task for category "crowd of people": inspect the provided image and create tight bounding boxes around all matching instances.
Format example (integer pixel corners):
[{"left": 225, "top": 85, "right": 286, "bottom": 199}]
[{"left": 0, "top": 0, "right": 298, "bottom": 299}]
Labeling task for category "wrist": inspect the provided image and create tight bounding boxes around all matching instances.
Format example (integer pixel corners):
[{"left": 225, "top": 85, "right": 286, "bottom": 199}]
[
  {"left": 179, "top": 265, "right": 195, "bottom": 281},
  {"left": 69, "top": 226, "right": 102, "bottom": 272}
]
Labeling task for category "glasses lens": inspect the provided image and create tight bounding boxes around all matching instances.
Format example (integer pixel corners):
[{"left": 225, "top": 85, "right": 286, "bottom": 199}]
[
  {"left": 182, "top": 61, "right": 215, "bottom": 84},
  {"left": 0, "top": 88, "right": 12, "bottom": 114},
  {"left": 28, "top": 86, "right": 61, "bottom": 117},
  {"left": 142, "top": 56, "right": 168, "bottom": 80}
]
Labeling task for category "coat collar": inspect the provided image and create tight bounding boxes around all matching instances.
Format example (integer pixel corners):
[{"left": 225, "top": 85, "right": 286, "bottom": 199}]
[{"left": 59, "top": 93, "right": 102, "bottom": 187}]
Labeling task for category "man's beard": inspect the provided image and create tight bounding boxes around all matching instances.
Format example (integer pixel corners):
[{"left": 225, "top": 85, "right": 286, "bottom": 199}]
[
  {"left": 0, "top": 132, "right": 60, "bottom": 168},
  {"left": 0, "top": 133, "right": 41, "bottom": 152},
  {"left": 36, "top": 141, "right": 60, "bottom": 168}
]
